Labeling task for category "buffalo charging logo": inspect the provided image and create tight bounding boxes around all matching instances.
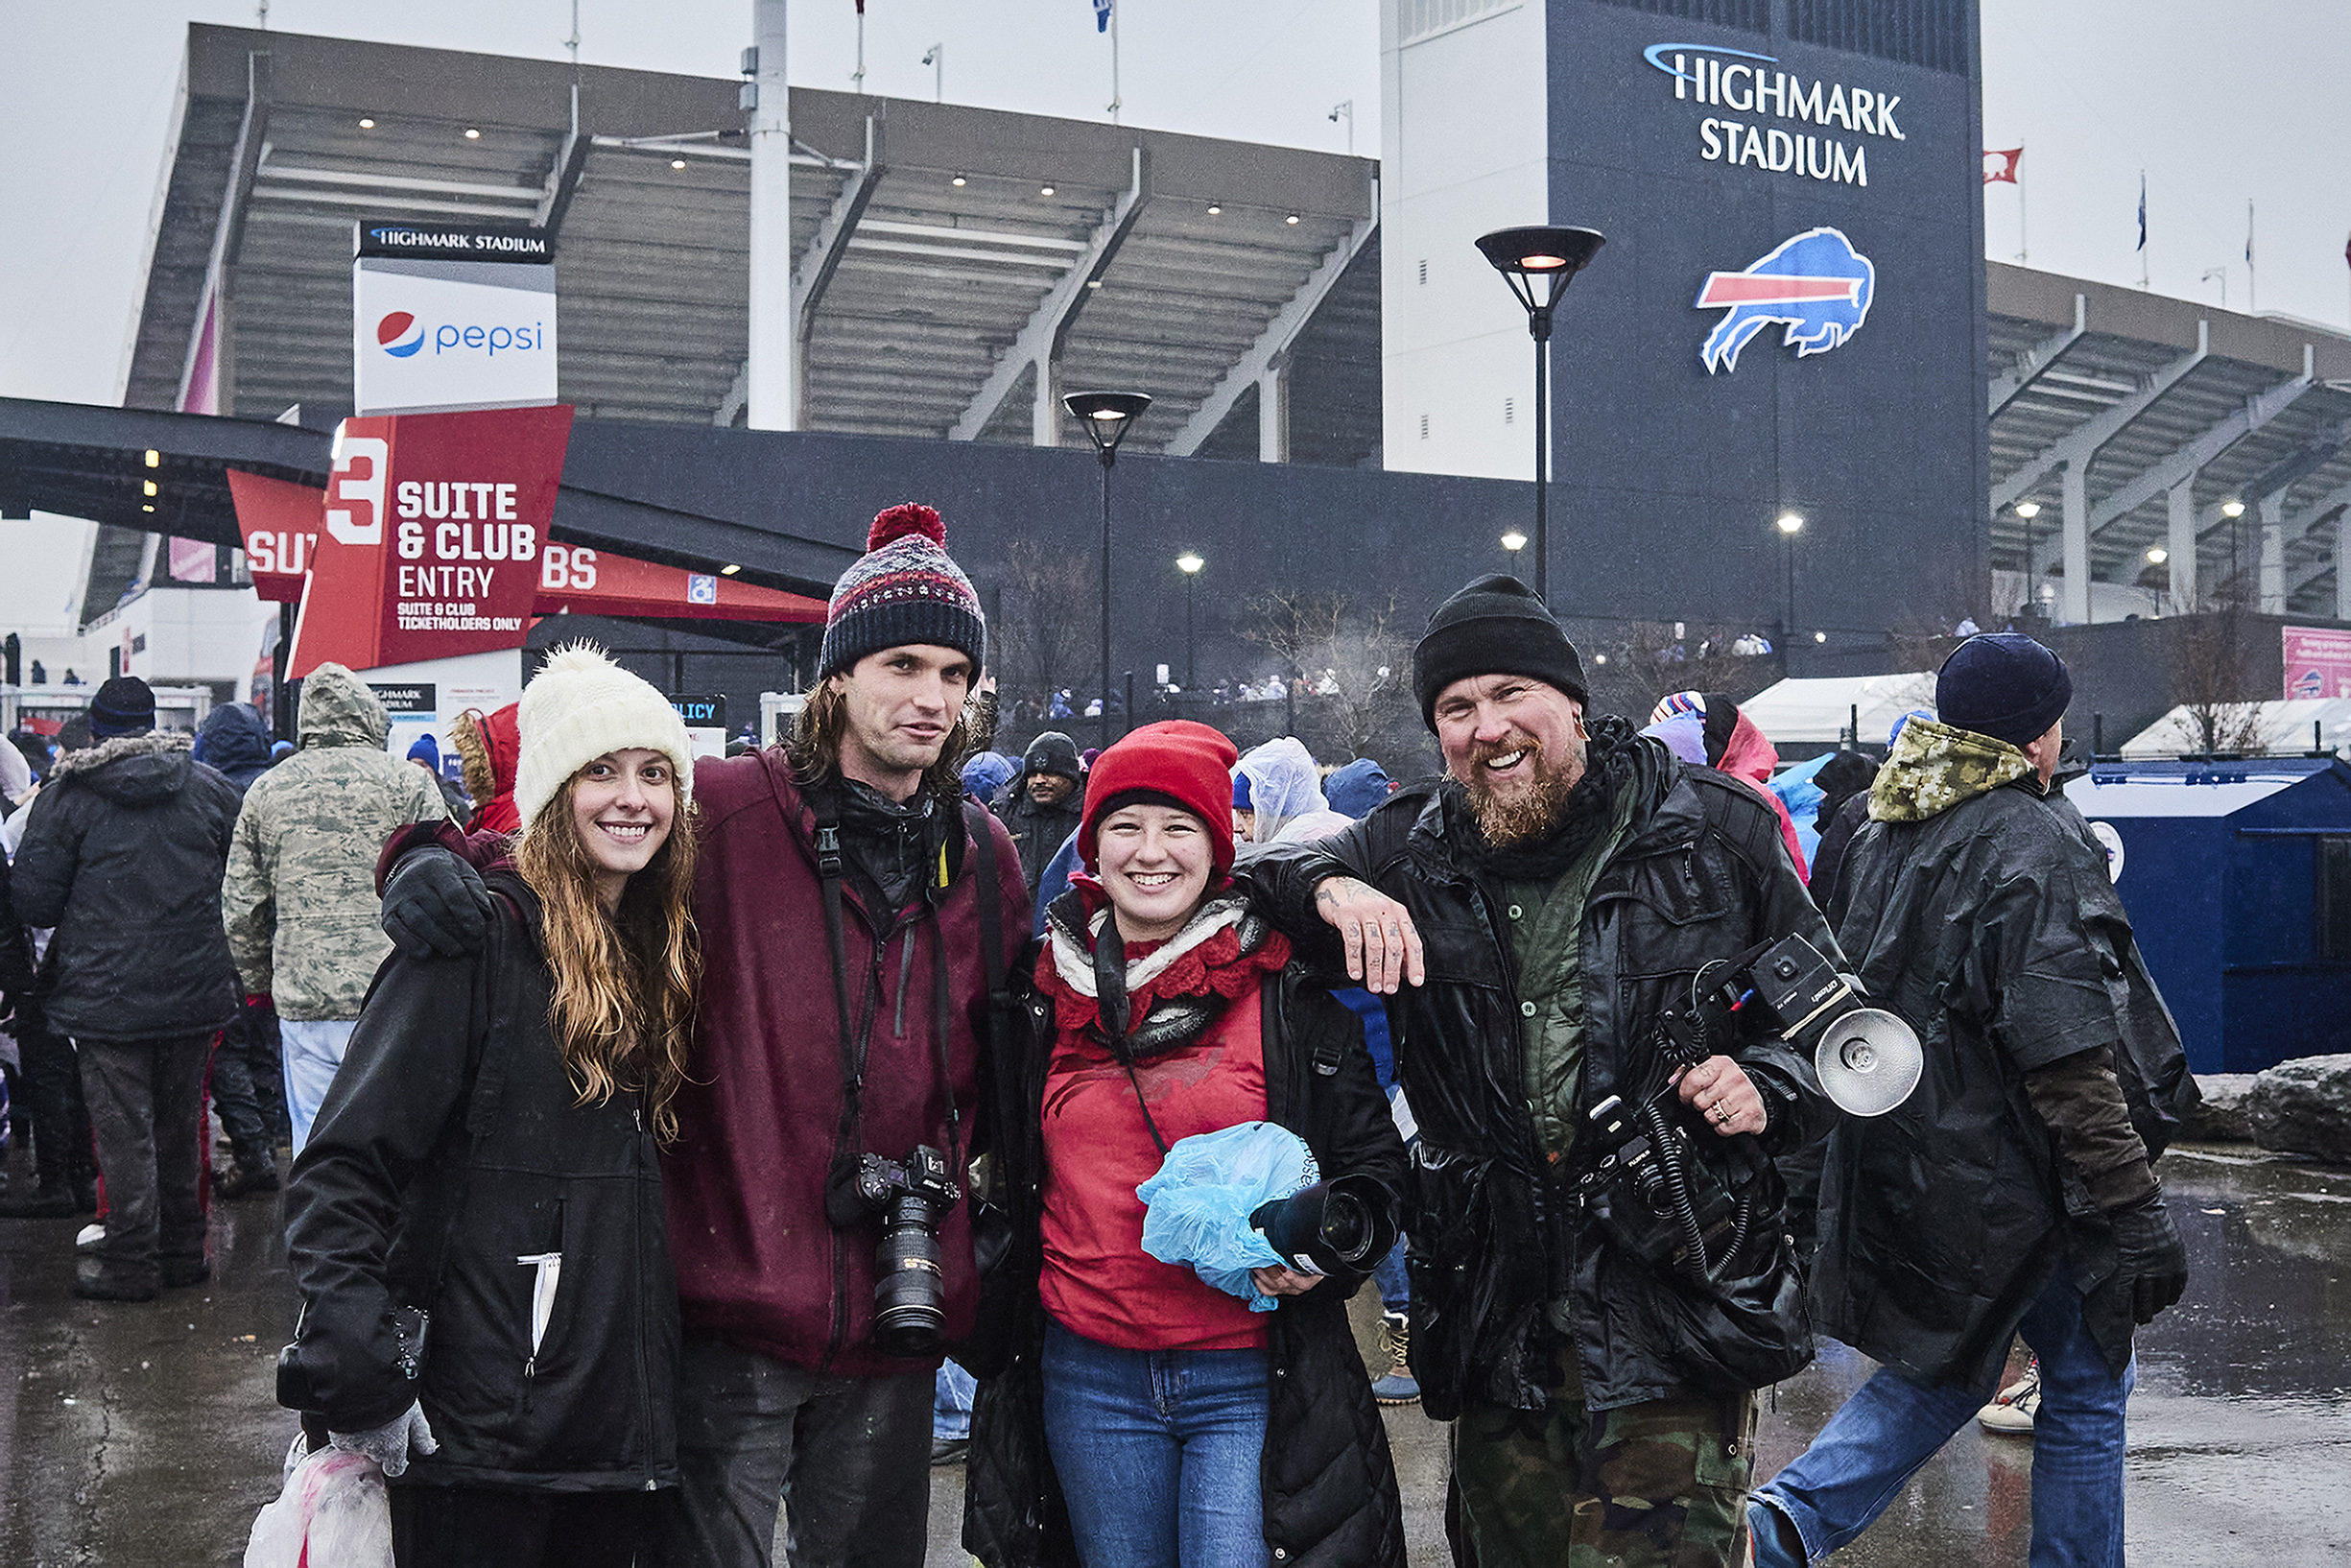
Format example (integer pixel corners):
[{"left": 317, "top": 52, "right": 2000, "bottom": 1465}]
[{"left": 1694, "top": 227, "right": 1875, "bottom": 374}]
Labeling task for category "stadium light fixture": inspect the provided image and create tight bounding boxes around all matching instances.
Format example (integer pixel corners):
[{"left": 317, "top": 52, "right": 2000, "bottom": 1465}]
[
  {"left": 1065, "top": 391, "right": 1152, "bottom": 747},
  {"left": 1475, "top": 225, "right": 1606, "bottom": 604}
]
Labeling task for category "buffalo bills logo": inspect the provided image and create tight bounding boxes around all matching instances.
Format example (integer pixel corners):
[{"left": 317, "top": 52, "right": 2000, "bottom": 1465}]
[
  {"left": 1694, "top": 227, "right": 1874, "bottom": 374},
  {"left": 376, "top": 311, "right": 424, "bottom": 357}
]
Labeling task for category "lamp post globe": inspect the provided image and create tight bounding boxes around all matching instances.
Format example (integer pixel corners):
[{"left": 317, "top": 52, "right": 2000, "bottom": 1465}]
[
  {"left": 1064, "top": 390, "right": 1152, "bottom": 746},
  {"left": 1475, "top": 225, "right": 1605, "bottom": 606}
]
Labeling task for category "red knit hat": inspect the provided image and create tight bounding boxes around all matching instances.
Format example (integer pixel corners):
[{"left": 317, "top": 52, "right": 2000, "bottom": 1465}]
[{"left": 1080, "top": 721, "right": 1241, "bottom": 875}]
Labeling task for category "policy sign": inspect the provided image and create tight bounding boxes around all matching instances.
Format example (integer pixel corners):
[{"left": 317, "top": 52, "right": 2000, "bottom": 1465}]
[{"left": 290, "top": 404, "right": 575, "bottom": 677}]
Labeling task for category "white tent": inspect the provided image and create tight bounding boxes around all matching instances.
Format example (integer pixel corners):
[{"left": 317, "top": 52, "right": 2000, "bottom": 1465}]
[
  {"left": 2118, "top": 699, "right": 2351, "bottom": 759},
  {"left": 1732, "top": 674, "right": 1938, "bottom": 748}
]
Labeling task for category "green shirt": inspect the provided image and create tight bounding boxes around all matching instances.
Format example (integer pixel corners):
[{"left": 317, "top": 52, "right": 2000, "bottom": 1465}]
[{"left": 1506, "top": 783, "right": 1638, "bottom": 1162}]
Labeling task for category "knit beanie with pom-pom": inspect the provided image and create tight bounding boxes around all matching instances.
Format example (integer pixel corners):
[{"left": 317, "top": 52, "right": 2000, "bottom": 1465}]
[
  {"left": 817, "top": 502, "right": 986, "bottom": 681},
  {"left": 514, "top": 643, "right": 696, "bottom": 830}
]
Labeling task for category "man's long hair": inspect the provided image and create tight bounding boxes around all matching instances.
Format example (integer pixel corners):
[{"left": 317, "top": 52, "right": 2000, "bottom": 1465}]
[
  {"left": 787, "top": 678, "right": 972, "bottom": 801},
  {"left": 512, "top": 775, "right": 701, "bottom": 1142}
]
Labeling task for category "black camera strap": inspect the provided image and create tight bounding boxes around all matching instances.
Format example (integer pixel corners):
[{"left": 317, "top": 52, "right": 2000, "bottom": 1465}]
[
  {"left": 813, "top": 817, "right": 874, "bottom": 1170},
  {"left": 1091, "top": 918, "right": 1173, "bottom": 1159}
]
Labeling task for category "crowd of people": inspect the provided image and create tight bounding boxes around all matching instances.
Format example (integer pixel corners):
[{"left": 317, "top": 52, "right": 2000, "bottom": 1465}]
[{"left": 0, "top": 498, "right": 2193, "bottom": 1568}]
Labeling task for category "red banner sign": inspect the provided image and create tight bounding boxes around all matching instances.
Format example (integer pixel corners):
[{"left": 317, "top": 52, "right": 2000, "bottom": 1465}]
[
  {"left": 536, "top": 544, "right": 825, "bottom": 622},
  {"left": 290, "top": 405, "right": 574, "bottom": 677},
  {"left": 225, "top": 468, "right": 323, "bottom": 603}
]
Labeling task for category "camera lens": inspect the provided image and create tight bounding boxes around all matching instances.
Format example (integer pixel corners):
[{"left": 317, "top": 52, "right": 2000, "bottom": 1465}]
[
  {"left": 870, "top": 1193, "right": 949, "bottom": 1357},
  {"left": 1319, "top": 1190, "right": 1375, "bottom": 1265}
]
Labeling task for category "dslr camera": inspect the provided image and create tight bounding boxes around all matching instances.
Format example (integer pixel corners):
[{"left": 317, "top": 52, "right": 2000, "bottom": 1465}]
[{"left": 827, "top": 1145, "right": 962, "bottom": 1358}]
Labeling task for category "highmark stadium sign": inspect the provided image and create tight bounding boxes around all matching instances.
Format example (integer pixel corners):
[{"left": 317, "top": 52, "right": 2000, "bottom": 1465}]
[{"left": 1643, "top": 43, "right": 1906, "bottom": 188}]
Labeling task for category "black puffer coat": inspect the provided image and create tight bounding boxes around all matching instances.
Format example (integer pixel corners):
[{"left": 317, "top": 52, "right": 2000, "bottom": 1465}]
[
  {"left": 963, "top": 962, "right": 1409, "bottom": 1568},
  {"left": 1240, "top": 735, "right": 1838, "bottom": 1417},
  {"left": 282, "top": 870, "right": 679, "bottom": 1491},
  {"left": 12, "top": 731, "right": 241, "bottom": 1040},
  {"left": 1813, "top": 761, "right": 2191, "bottom": 1393}
]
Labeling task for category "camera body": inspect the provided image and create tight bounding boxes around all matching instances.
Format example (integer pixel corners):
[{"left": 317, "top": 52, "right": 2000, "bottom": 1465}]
[{"left": 829, "top": 1145, "right": 962, "bottom": 1358}]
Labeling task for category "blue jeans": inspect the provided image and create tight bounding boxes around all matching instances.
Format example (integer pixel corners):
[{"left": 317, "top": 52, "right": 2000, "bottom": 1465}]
[
  {"left": 1753, "top": 1269, "right": 2134, "bottom": 1568},
  {"left": 1041, "top": 1319, "right": 1271, "bottom": 1568},
  {"left": 1371, "top": 1237, "right": 1410, "bottom": 1318},
  {"left": 935, "top": 1358, "right": 976, "bottom": 1442}
]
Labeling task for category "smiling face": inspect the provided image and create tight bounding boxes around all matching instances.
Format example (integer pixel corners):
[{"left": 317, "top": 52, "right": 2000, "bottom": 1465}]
[
  {"left": 1027, "top": 772, "right": 1076, "bottom": 808},
  {"left": 830, "top": 645, "right": 973, "bottom": 800},
  {"left": 1095, "top": 801, "right": 1216, "bottom": 943},
  {"left": 570, "top": 748, "right": 678, "bottom": 911},
  {"left": 1432, "top": 673, "right": 1589, "bottom": 846}
]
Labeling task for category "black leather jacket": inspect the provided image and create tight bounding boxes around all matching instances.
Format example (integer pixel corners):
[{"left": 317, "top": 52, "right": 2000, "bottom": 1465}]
[{"left": 1239, "top": 736, "right": 1838, "bottom": 1415}]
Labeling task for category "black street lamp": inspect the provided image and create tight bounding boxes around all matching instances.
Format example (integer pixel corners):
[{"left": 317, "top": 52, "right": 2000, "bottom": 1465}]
[
  {"left": 1775, "top": 510, "right": 1804, "bottom": 655},
  {"left": 1475, "top": 225, "right": 1605, "bottom": 604},
  {"left": 1065, "top": 389, "right": 1152, "bottom": 748},
  {"left": 1176, "top": 551, "right": 1204, "bottom": 692}
]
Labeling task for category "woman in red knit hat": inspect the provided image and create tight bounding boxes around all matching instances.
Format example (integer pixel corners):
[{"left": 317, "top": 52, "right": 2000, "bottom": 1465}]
[{"left": 963, "top": 720, "right": 1408, "bottom": 1568}]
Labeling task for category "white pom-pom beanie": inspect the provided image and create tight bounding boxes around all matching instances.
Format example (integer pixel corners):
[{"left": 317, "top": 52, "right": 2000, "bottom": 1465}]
[{"left": 514, "top": 644, "right": 695, "bottom": 830}]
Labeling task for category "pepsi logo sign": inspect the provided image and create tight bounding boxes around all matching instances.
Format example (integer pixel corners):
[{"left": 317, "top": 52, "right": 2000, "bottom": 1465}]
[
  {"left": 1694, "top": 227, "right": 1875, "bottom": 374},
  {"left": 377, "top": 312, "right": 424, "bottom": 357}
]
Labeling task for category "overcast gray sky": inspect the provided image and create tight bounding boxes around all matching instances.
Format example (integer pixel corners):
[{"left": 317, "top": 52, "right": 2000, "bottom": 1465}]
[{"left": 2, "top": 0, "right": 2345, "bottom": 407}]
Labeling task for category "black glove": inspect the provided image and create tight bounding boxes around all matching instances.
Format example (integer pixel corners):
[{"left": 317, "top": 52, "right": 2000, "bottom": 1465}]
[
  {"left": 2108, "top": 1193, "right": 2188, "bottom": 1325},
  {"left": 380, "top": 846, "right": 491, "bottom": 959}
]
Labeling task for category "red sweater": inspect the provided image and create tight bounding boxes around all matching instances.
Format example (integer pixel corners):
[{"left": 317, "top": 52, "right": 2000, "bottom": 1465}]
[{"left": 1040, "top": 985, "right": 1271, "bottom": 1351}]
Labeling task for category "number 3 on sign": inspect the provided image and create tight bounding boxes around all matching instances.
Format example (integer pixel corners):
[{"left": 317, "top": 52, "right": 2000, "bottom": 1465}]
[{"left": 327, "top": 436, "right": 389, "bottom": 545}]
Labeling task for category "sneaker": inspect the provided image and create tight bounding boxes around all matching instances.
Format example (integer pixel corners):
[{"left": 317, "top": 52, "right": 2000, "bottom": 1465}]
[
  {"left": 1977, "top": 1358, "right": 2039, "bottom": 1434},
  {"left": 1371, "top": 1311, "right": 1420, "bottom": 1406},
  {"left": 77, "top": 1222, "right": 106, "bottom": 1249}
]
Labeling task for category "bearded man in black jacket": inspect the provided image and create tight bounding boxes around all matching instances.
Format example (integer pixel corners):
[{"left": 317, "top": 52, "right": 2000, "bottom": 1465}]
[{"left": 1238, "top": 575, "right": 1836, "bottom": 1568}]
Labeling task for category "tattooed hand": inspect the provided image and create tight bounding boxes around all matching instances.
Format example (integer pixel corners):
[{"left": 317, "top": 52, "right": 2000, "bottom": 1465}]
[{"left": 1313, "top": 876, "right": 1425, "bottom": 994}]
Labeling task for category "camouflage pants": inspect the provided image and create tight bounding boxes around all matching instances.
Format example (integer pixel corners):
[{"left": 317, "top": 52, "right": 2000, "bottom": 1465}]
[{"left": 1452, "top": 1351, "right": 1756, "bottom": 1568}]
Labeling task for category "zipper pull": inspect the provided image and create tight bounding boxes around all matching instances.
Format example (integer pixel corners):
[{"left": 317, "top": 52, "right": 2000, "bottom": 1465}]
[{"left": 523, "top": 1355, "right": 535, "bottom": 1379}]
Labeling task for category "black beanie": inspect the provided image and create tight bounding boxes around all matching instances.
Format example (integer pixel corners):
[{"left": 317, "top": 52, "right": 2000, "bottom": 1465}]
[
  {"left": 1412, "top": 574, "right": 1589, "bottom": 729},
  {"left": 1022, "top": 730, "right": 1083, "bottom": 784},
  {"left": 1936, "top": 632, "right": 2072, "bottom": 748},
  {"left": 88, "top": 676, "right": 156, "bottom": 739}
]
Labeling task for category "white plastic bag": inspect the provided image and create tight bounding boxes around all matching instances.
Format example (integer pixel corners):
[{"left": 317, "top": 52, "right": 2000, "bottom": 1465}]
[
  {"left": 1136, "top": 1121, "right": 1319, "bottom": 1310},
  {"left": 245, "top": 1440, "right": 394, "bottom": 1568}
]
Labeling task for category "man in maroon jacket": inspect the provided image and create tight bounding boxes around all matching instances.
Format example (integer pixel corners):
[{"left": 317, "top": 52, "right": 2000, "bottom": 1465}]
[{"left": 383, "top": 504, "right": 1028, "bottom": 1568}]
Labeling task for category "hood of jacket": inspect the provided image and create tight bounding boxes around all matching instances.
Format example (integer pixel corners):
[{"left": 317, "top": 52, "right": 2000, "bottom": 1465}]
[
  {"left": 47, "top": 729, "right": 197, "bottom": 806},
  {"left": 298, "top": 663, "right": 390, "bottom": 750},
  {"left": 1323, "top": 756, "right": 1392, "bottom": 820},
  {"left": 1236, "top": 735, "right": 1331, "bottom": 843},
  {"left": 1713, "top": 704, "right": 1781, "bottom": 786},
  {"left": 1868, "top": 716, "right": 2035, "bottom": 823},
  {"left": 194, "top": 701, "right": 274, "bottom": 791}
]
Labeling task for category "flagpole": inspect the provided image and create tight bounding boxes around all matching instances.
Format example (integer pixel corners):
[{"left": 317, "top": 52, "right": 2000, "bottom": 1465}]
[
  {"left": 2018, "top": 154, "right": 2028, "bottom": 264},
  {"left": 853, "top": 5, "right": 866, "bottom": 93},
  {"left": 2138, "top": 172, "right": 2149, "bottom": 290},
  {"left": 2246, "top": 200, "right": 2257, "bottom": 315},
  {"left": 1109, "top": 2, "right": 1122, "bottom": 125}
]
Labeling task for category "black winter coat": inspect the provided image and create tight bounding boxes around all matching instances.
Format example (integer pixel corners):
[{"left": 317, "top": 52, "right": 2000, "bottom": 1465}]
[
  {"left": 1240, "top": 738, "right": 1838, "bottom": 1416},
  {"left": 962, "top": 961, "right": 1410, "bottom": 1568},
  {"left": 282, "top": 871, "right": 679, "bottom": 1491},
  {"left": 12, "top": 731, "right": 241, "bottom": 1040},
  {"left": 1813, "top": 780, "right": 2190, "bottom": 1392},
  {"left": 990, "top": 782, "right": 1085, "bottom": 895}
]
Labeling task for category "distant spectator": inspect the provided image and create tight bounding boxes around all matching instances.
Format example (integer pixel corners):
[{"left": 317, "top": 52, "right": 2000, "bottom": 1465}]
[
  {"left": 1233, "top": 736, "right": 1353, "bottom": 845},
  {"left": 405, "top": 732, "right": 475, "bottom": 828},
  {"left": 223, "top": 665, "right": 445, "bottom": 1155},
  {"left": 12, "top": 676, "right": 242, "bottom": 1296},
  {"left": 28, "top": 659, "right": 45, "bottom": 685},
  {"left": 450, "top": 703, "right": 521, "bottom": 838},
  {"left": 1650, "top": 691, "right": 1809, "bottom": 882},
  {"left": 1321, "top": 757, "right": 1393, "bottom": 821},
  {"left": 960, "top": 749, "right": 1018, "bottom": 807},
  {"left": 193, "top": 701, "right": 273, "bottom": 792},
  {"left": 989, "top": 731, "right": 1084, "bottom": 894},
  {"left": 194, "top": 701, "right": 292, "bottom": 1199}
]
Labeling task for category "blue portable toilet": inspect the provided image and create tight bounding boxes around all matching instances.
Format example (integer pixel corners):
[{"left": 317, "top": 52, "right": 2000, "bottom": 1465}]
[{"left": 2065, "top": 757, "right": 2351, "bottom": 1073}]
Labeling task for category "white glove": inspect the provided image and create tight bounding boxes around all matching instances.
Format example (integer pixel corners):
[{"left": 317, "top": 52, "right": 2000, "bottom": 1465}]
[{"left": 329, "top": 1400, "right": 439, "bottom": 1477}]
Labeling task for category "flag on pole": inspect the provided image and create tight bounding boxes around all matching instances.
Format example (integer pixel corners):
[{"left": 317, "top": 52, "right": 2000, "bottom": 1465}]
[
  {"left": 2136, "top": 175, "right": 2147, "bottom": 252},
  {"left": 1983, "top": 148, "right": 2022, "bottom": 185},
  {"left": 1094, "top": 0, "right": 1112, "bottom": 32}
]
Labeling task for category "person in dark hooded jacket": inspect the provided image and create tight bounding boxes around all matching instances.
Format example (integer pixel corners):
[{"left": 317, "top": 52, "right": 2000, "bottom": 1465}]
[
  {"left": 193, "top": 700, "right": 274, "bottom": 792},
  {"left": 1747, "top": 635, "right": 2191, "bottom": 1568},
  {"left": 12, "top": 677, "right": 242, "bottom": 1299},
  {"left": 991, "top": 730, "right": 1085, "bottom": 894}
]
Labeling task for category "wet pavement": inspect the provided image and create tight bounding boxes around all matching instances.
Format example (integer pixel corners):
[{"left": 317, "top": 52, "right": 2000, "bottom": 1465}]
[{"left": 3, "top": 1140, "right": 2346, "bottom": 1564}]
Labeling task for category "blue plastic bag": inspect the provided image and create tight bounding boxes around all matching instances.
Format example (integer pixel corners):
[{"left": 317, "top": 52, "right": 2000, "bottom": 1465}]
[{"left": 1136, "top": 1122, "right": 1319, "bottom": 1311}]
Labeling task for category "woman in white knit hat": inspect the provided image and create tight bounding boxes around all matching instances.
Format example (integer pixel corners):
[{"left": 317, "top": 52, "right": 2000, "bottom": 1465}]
[{"left": 279, "top": 645, "right": 700, "bottom": 1567}]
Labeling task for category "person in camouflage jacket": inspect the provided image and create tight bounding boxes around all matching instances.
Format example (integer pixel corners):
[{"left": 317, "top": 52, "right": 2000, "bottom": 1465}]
[{"left": 223, "top": 664, "right": 443, "bottom": 1153}]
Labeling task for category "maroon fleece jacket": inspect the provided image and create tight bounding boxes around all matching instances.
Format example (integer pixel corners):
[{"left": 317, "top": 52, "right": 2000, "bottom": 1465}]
[{"left": 662, "top": 750, "right": 1029, "bottom": 1376}]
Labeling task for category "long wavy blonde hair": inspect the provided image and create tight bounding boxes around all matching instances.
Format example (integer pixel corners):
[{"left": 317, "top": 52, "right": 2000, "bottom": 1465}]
[{"left": 513, "top": 768, "right": 701, "bottom": 1141}]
